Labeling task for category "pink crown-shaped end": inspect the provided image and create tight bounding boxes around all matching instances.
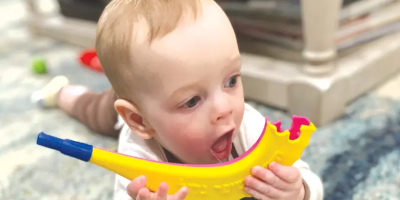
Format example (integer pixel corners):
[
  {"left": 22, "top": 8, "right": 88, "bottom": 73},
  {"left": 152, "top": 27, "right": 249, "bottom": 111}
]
[{"left": 269, "top": 116, "right": 310, "bottom": 140}]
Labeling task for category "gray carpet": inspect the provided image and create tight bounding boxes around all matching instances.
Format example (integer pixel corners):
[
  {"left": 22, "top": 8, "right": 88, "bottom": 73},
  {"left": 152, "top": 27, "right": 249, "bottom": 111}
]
[{"left": 1, "top": 1, "right": 400, "bottom": 200}]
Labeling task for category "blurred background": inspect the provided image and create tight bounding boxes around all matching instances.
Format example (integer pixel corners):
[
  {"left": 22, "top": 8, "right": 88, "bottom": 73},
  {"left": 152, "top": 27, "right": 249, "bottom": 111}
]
[{"left": 1, "top": 0, "right": 400, "bottom": 199}]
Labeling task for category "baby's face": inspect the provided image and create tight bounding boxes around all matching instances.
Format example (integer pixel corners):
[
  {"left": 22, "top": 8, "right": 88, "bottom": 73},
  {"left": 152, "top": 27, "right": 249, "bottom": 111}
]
[{"left": 133, "top": 1, "right": 244, "bottom": 164}]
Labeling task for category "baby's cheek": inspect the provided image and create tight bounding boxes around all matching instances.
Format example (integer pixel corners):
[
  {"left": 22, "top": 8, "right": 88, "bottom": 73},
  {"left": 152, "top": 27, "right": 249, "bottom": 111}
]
[
  {"left": 177, "top": 134, "right": 209, "bottom": 157},
  {"left": 161, "top": 121, "right": 210, "bottom": 156},
  {"left": 235, "top": 102, "right": 245, "bottom": 123},
  {"left": 177, "top": 135, "right": 203, "bottom": 150},
  {"left": 162, "top": 127, "right": 193, "bottom": 146}
]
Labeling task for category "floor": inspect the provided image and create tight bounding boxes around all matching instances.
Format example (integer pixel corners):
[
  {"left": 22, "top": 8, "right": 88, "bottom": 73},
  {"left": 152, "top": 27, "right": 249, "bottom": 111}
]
[{"left": 1, "top": 0, "right": 400, "bottom": 200}]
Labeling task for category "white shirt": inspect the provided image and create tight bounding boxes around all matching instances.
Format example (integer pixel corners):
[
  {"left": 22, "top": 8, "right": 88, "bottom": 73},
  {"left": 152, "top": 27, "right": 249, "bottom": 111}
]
[{"left": 113, "top": 103, "right": 323, "bottom": 200}]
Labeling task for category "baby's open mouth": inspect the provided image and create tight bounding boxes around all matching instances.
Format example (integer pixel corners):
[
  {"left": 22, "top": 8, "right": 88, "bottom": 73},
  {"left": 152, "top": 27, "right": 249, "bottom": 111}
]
[{"left": 211, "top": 129, "right": 234, "bottom": 161}]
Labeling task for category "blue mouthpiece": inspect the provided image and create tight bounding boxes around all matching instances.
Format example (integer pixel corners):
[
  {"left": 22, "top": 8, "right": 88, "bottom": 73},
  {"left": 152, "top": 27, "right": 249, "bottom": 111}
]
[{"left": 37, "top": 132, "right": 93, "bottom": 162}]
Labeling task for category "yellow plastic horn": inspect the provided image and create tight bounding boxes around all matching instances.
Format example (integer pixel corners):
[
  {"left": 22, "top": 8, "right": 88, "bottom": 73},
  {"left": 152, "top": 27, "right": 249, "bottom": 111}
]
[{"left": 37, "top": 116, "right": 316, "bottom": 200}]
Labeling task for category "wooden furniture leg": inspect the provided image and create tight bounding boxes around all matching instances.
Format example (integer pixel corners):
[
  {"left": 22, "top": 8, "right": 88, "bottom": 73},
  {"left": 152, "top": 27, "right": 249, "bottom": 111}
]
[{"left": 300, "top": 0, "right": 343, "bottom": 74}]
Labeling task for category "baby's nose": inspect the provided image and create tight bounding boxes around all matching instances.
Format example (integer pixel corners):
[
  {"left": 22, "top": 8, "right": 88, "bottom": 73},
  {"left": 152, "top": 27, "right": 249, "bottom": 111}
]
[{"left": 212, "top": 102, "right": 233, "bottom": 123}]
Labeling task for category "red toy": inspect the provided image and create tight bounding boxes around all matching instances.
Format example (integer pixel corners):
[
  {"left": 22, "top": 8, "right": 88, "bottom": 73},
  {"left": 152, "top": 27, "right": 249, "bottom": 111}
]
[{"left": 79, "top": 49, "right": 104, "bottom": 72}]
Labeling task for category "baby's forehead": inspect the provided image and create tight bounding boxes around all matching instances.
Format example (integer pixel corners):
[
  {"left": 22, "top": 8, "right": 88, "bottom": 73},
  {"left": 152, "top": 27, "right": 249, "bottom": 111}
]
[
  {"left": 130, "top": 37, "right": 238, "bottom": 84},
  {"left": 131, "top": 19, "right": 238, "bottom": 70},
  {"left": 130, "top": 0, "right": 236, "bottom": 60},
  {"left": 126, "top": 0, "right": 239, "bottom": 97},
  {"left": 129, "top": 46, "right": 240, "bottom": 98}
]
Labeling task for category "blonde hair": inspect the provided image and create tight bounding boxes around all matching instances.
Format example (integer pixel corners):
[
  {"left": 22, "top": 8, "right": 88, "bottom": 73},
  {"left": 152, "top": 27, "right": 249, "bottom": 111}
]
[{"left": 96, "top": 0, "right": 201, "bottom": 100}]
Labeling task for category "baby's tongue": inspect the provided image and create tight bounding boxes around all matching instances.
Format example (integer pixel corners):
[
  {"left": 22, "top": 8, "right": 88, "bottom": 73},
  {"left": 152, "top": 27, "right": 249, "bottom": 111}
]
[{"left": 211, "top": 135, "right": 228, "bottom": 153}]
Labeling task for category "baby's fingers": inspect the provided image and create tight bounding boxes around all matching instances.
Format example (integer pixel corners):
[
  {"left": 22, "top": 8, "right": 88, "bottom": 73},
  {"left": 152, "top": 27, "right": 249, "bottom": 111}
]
[
  {"left": 127, "top": 175, "right": 147, "bottom": 198},
  {"left": 172, "top": 186, "right": 189, "bottom": 200},
  {"left": 269, "top": 162, "right": 300, "bottom": 183},
  {"left": 154, "top": 182, "right": 169, "bottom": 199},
  {"left": 136, "top": 187, "right": 151, "bottom": 200}
]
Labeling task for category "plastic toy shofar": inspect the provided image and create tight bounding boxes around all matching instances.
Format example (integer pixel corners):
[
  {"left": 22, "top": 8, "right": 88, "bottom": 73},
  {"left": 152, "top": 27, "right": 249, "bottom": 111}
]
[{"left": 36, "top": 116, "right": 316, "bottom": 200}]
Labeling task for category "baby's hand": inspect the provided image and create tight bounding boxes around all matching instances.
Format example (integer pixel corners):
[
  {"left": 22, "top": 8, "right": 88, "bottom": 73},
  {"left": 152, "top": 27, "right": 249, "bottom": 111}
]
[
  {"left": 127, "top": 176, "right": 189, "bottom": 200},
  {"left": 244, "top": 162, "right": 305, "bottom": 200}
]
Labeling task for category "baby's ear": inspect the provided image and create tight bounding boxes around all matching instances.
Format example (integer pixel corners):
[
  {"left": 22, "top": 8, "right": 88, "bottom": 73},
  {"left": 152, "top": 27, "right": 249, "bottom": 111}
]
[{"left": 114, "top": 99, "right": 155, "bottom": 139}]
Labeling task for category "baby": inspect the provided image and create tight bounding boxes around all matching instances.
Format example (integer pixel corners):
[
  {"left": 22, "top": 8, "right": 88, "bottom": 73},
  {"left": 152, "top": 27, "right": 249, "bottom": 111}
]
[{"left": 31, "top": 0, "right": 323, "bottom": 199}]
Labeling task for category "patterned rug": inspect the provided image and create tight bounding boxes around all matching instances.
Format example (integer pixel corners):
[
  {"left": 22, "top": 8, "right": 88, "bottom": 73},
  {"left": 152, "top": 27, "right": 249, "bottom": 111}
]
[{"left": 1, "top": 1, "right": 400, "bottom": 200}]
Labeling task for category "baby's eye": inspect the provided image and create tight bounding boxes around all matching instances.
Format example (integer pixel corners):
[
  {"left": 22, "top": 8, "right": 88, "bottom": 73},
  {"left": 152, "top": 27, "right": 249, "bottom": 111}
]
[
  {"left": 224, "top": 75, "right": 238, "bottom": 88},
  {"left": 182, "top": 96, "right": 201, "bottom": 109}
]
